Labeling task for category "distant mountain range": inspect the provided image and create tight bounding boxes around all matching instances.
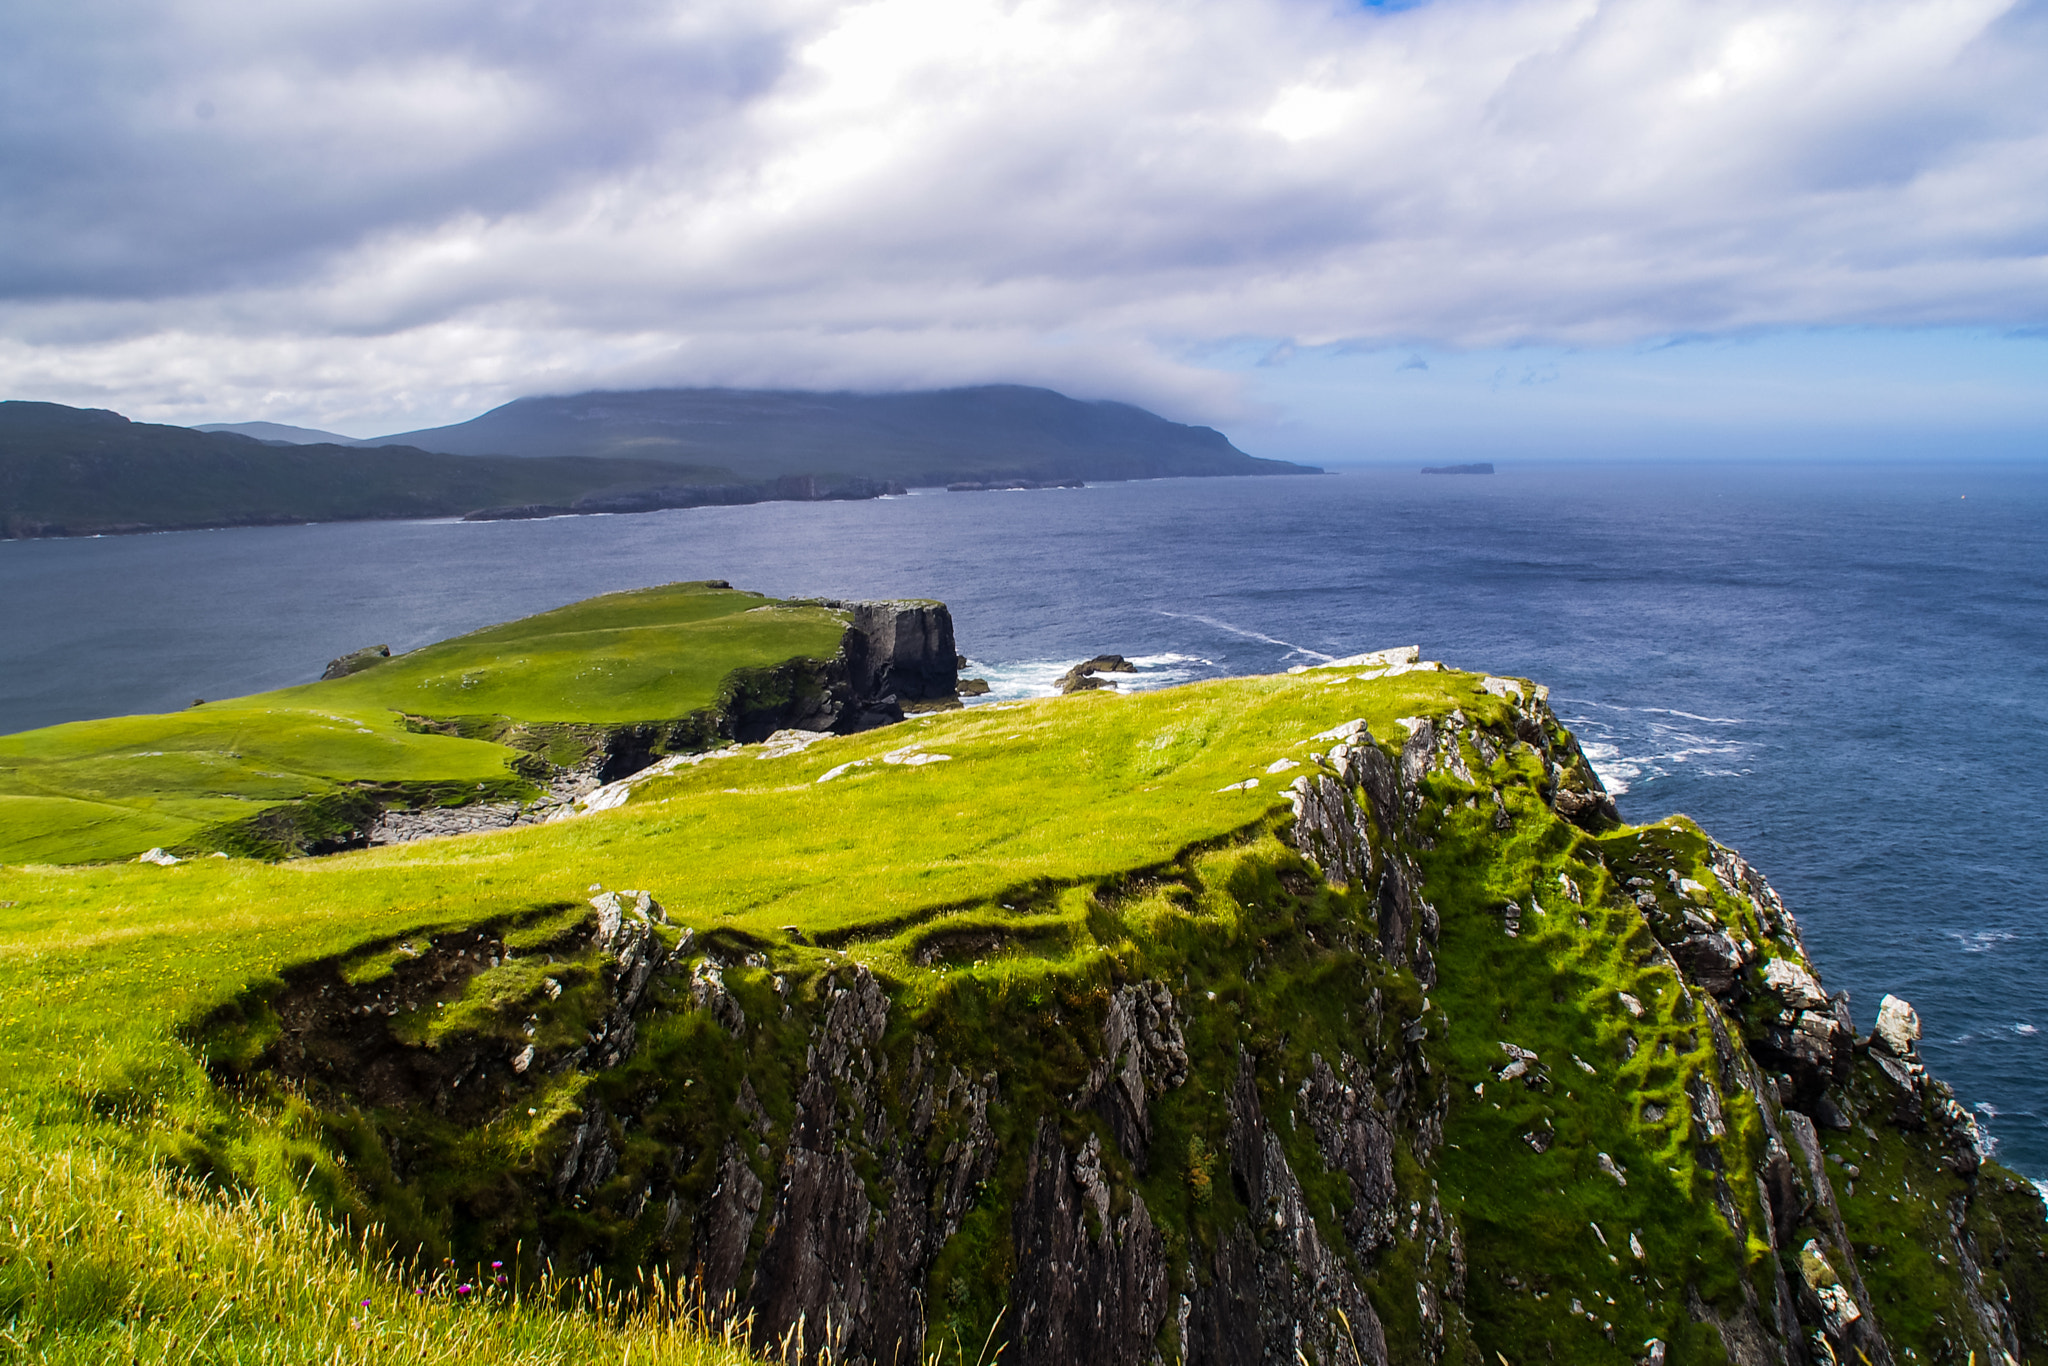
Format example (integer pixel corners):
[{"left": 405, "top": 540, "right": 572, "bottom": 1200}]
[
  {"left": 351, "top": 386, "right": 1318, "bottom": 487},
  {"left": 2, "top": 386, "right": 1318, "bottom": 538},
  {"left": 194, "top": 420, "right": 369, "bottom": 446},
  {"left": 0, "top": 403, "right": 717, "bottom": 538}
]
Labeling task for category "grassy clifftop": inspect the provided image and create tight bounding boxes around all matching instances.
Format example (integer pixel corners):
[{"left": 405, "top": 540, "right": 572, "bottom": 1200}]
[
  {"left": 1, "top": 615, "right": 2042, "bottom": 1364},
  {"left": 0, "top": 583, "right": 851, "bottom": 865}
]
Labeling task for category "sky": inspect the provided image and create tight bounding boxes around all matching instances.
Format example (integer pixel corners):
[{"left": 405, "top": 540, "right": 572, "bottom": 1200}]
[{"left": 2, "top": 0, "right": 2046, "bottom": 464}]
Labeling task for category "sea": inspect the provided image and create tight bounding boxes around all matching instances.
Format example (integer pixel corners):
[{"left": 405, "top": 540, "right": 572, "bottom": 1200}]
[{"left": 3, "top": 461, "right": 2043, "bottom": 1183}]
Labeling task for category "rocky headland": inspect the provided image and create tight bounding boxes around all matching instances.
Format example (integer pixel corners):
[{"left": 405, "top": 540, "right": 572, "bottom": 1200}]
[{"left": 182, "top": 644, "right": 2048, "bottom": 1366}]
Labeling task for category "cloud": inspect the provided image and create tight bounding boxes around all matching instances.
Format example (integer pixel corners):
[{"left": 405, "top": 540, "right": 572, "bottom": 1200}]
[{"left": 1, "top": 0, "right": 2045, "bottom": 428}]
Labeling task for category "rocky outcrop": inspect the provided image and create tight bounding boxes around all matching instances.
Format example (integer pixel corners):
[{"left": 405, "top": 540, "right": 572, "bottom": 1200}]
[
  {"left": 1078, "top": 982, "right": 1191, "bottom": 1170},
  {"left": 1058, "top": 655, "right": 1138, "bottom": 694},
  {"left": 829, "top": 599, "right": 961, "bottom": 711},
  {"left": 321, "top": 643, "right": 391, "bottom": 680},
  {"left": 1010, "top": 1123, "right": 1171, "bottom": 1366}
]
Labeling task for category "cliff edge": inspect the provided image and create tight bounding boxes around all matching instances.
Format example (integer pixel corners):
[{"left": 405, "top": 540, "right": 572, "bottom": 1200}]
[{"left": 147, "top": 655, "right": 2048, "bottom": 1366}]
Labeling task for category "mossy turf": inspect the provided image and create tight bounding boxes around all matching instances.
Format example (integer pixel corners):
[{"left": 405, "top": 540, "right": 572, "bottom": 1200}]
[
  {"left": 0, "top": 582, "right": 848, "bottom": 866},
  {"left": 3, "top": 658, "right": 2042, "bottom": 1364}
]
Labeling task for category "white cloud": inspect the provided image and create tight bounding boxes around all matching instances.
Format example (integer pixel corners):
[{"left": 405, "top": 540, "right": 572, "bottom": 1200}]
[{"left": 1, "top": 0, "right": 2044, "bottom": 429}]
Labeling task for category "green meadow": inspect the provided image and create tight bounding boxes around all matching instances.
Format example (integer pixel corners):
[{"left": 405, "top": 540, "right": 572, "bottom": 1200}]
[{"left": 0, "top": 582, "right": 849, "bottom": 866}]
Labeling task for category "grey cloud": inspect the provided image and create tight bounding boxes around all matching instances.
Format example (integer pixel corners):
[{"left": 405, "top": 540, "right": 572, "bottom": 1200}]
[
  {"left": 2, "top": 0, "right": 2046, "bottom": 426},
  {"left": 0, "top": 0, "right": 796, "bottom": 298}
]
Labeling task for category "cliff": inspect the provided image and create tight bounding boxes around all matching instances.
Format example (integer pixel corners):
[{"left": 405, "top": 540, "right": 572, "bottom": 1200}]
[{"left": 153, "top": 657, "right": 2048, "bottom": 1365}]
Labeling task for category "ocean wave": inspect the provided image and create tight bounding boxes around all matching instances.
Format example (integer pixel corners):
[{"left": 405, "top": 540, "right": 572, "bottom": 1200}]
[
  {"left": 1557, "top": 697, "right": 1747, "bottom": 725},
  {"left": 1579, "top": 740, "right": 1638, "bottom": 795},
  {"left": 1950, "top": 929, "right": 2017, "bottom": 954},
  {"left": 1556, "top": 703, "right": 1756, "bottom": 796},
  {"left": 2016, "top": 1023, "right": 2039, "bottom": 1036},
  {"left": 1150, "top": 610, "right": 1335, "bottom": 661},
  {"left": 962, "top": 653, "right": 1214, "bottom": 703}
]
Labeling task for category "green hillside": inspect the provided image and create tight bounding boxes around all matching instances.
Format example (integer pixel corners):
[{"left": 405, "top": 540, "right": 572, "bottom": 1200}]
[
  {"left": 0, "top": 400, "right": 734, "bottom": 537},
  {"left": 0, "top": 583, "right": 851, "bottom": 865},
  {"left": 1, "top": 636, "right": 2039, "bottom": 1365}
]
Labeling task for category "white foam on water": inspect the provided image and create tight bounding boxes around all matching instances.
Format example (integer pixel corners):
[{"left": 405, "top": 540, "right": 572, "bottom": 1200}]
[
  {"left": 2015, "top": 1022, "right": 2039, "bottom": 1036},
  {"left": 1579, "top": 740, "right": 1639, "bottom": 796},
  {"left": 1151, "top": 609, "right": 1334, "bottom": 662},
  {"left": 962, "top": 653, "right": 1215, "bottom": 703},
  {"left": 1950, "top": 929, "right": 2017, "bottom": 954},
  {"left": 1559, "top": 700, "right": 1754, "bottom": 797}
]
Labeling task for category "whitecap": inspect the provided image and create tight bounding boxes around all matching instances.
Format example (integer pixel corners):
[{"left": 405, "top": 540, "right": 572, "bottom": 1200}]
[
  {"left": 963, "top": 652, "right": 1214, "bottom": 702},
  {"left": 1150, "top": 609, "right": 1333, "bottom": 660},
  {"left": 2015, "top": 1023, "right": 2039, "bottom": 1036},
  {"left": 1579, "top": 740, "right": 1638, "bottom": 796},
  {"left": 1950, "top": 929, "right": 2016, "bottom": 954}
]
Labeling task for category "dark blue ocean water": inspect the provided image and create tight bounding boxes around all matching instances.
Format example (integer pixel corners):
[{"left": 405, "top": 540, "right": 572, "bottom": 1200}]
[{"left": 3, "top": 462, "right": 2043, "bottom": 1180}]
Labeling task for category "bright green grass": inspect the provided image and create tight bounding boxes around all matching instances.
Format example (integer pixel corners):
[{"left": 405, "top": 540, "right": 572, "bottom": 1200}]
[
  {"left": 0, "top": 1116, "right": 763, "bottom": 1365},
  {"left": 0, "top": 582, "right": 850, "bottom": 866},
  {"left": 258, "top": 581, "right": 848, "bottom": 725},
  {"left": 0, "top": 704, "right": 520, "bottom": 865},
  {"left": 3, "top": 661, "right": 2036, "bottom": 1363},
  {"left": 0, "top": 667, "right": 1498, "bottom": 1100}
]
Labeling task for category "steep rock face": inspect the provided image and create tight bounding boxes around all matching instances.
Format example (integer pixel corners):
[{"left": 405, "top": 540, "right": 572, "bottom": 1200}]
[
  {"left": 1010, "top": 1123, "right": 1171, "bottom": 1366},
  {"left": 1182, "top": 1052, "right": 1391, "bottom": 1366},
  {"left": 204, "top": 672, "right": 2048, "bottom": 1366},
  {"left": 829, "top": 599, "right": 961, "bottom": 710}
]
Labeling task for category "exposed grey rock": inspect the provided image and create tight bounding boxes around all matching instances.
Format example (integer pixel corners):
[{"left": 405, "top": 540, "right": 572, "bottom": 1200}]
[
  {"left": 555, "top": 1102, "right": 620, "bottom": 1197},
  {"left": 321, "top": 644, "right": 390, "bottom": 680},
  {"left": 1081, "top": 981, "right": 1191, "bottom": 1171},
  {"left": 1007, "top": 1119, "right": 1170, "bottom": 1366},
  {"left": 1762, "top": 957, "right": 1828, "bottom": 1012},
  {"left": 831, "top": 599, "right": 960, "bottom": 704},
  {"left": 1182, "top": 1053, "right": 1389, "bottom": 1366},
  {"left": 742, "top": 965, "right": 970, "bottom": 1366},
  {"left": 1288, "top": 773, "right": 1371, "bottom": 889},
  {"left": 588, "top": 894, "right": 668, "bottom": 1068},
  {"left": 1782, "top": 1111, "right": 1894, "bottom": 1365},
  {"left": 1297, "top": 1053, "right": 1399, "bottom": 1260},
  {"left": 367, "top": 761, "right": 603, "bottom": 845},
  {"left": 1398, "top": 719, "right": 1435, "bottom": 801},
  {"left": 1874, "top": 994, "right": 1921, "bottom": 1058},
  {"left": 1671, "top": 928, "right": 1745, "bottom": 997},
  {"left": 1057, "top": 654, "right": 1139, "bottom": 694},
  {"left": 698, "top": 1139, "right": 764, "bottom": 1307},
  {"left": 689, "top": 963, "right": 746, "bottom": 1038}
]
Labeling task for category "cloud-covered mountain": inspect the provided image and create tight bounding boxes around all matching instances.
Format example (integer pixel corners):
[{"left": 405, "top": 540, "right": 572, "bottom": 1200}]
[{"left": 367, "top": 385, "right": 1314, "bottom": 484}]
